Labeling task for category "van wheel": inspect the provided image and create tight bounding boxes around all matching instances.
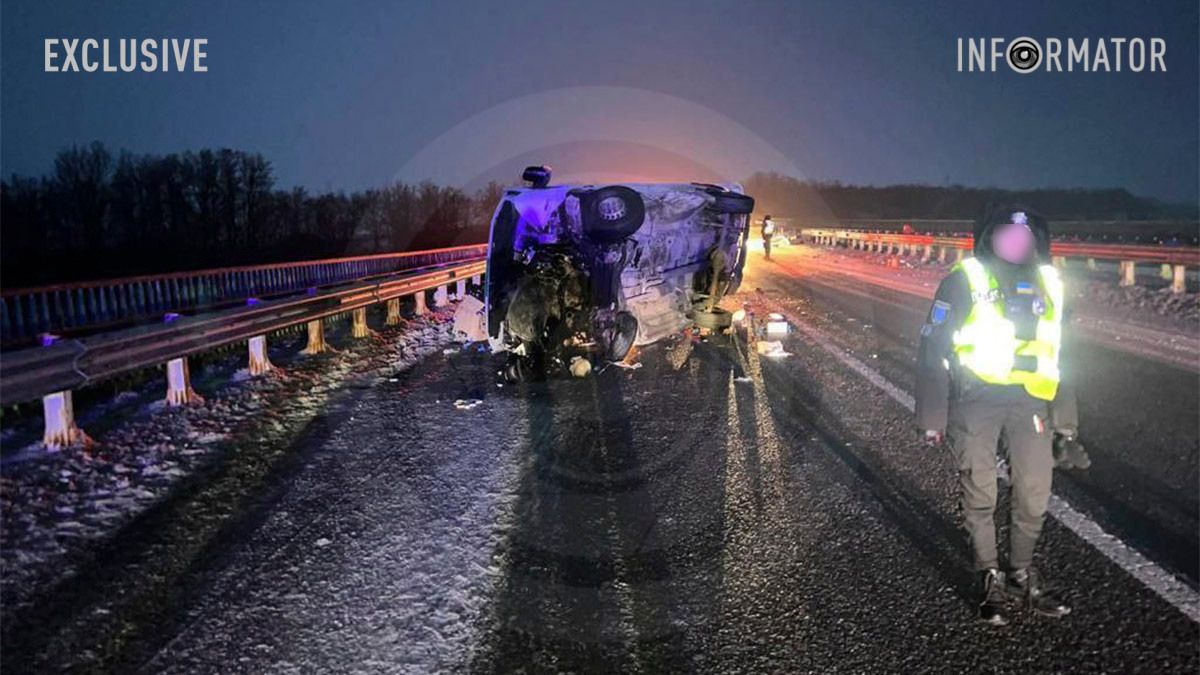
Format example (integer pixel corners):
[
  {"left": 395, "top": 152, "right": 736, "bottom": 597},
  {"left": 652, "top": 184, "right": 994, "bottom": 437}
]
[
  {"left": 579, "top": 186, "right": 645, "bottom": 243},
  {"left": 605, "top": 311, "right": 639, "bottom": 361}
]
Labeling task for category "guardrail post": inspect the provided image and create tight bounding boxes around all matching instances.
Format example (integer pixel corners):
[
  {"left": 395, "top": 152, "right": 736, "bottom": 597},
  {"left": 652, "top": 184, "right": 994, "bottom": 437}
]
[
  {"left": 248, "top": 335, "right": 274, "bottom": 376},
  {"left": 1087, "top": 258, "right": 1097, "bottom": 270},
  {"left": 1119, "top": 260, "right": 1137, "bottom": 286},
  {"left": 352, "top": 307, "right": 371, "bottom": 339},
  {"left": 414, "top": 290, "right": 428, "bottom": 316},
  {"left": 386, "top": 298, "right": 402, "bottom": 325},
  {"left": 302, "top": 319, "right": 333, "bottom": 354},
  {"left": 938, "top": 246, "right": 948, "bottom": 263},
  {"left": 165, "top": 357, "right": 203, "bottom": 406},
  {"left": 43, "top": 391, "right": 91, "bottom": 450},
  {"left": 472, "top": 274, "right": 481, "bottom": 287},
  {"left": 954, "top": 248, "right": 965, "bottom": 262},
  {"left": 922, "top": 244, "right": 932, "bottom": 262},
  {"left": 1172, "top": 265, "right": 1187, "bottom": 294},
  {"left": 1052, "top": 255, "right": 1067, "bottom": 268},
  {"left": 434, "top": 285, "right": 449, "bottom": 308},
  {"left": 456, "top": 279, "right": 467, "bottom": 298}
]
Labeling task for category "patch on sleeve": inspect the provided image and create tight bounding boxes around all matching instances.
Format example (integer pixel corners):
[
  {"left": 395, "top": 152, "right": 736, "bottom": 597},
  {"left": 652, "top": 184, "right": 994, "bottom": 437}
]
[
  {"left": 1015, "top": 281, "right": 1035, "bottom": 295},
  {"left": 930, "top": 300, "right": 952, "bottom": 325},
  {"left": 920, "top": 323, "right": 934, "bottom": 337}
]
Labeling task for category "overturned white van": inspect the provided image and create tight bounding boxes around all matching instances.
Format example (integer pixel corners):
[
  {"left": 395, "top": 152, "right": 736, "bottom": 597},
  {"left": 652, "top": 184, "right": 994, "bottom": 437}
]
[{"left": 484, "top": 167, "right": 754, "bottom": 380}]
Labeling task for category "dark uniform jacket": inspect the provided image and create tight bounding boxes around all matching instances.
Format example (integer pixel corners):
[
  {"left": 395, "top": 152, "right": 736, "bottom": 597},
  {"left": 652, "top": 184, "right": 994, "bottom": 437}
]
[{"left": 915, "top": 208, "right": 1079, "bottom": 434}]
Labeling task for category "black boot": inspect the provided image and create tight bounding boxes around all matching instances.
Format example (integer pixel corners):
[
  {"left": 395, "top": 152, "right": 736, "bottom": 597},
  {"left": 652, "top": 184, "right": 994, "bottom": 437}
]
[
  {"left": 1006, "top": 567, "right": 1071, "bottom": 618},
  {"left": 978, "top": 568, "right": 1009, "bottom": 626}
]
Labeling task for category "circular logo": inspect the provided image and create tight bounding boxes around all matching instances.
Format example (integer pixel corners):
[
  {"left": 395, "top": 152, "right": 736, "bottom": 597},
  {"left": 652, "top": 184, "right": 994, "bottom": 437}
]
[{"left": 1007, "top": 37, "right": 1042, "bottom": 74}]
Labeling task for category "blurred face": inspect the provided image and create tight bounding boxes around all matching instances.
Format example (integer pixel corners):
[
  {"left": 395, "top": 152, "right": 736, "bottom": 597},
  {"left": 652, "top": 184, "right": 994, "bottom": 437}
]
[{"left": 992, "top": 222, "right": 1035, "bottom": 264}]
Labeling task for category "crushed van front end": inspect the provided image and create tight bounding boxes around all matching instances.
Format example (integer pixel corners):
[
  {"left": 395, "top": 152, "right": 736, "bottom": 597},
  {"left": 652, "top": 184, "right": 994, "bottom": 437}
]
[{"left": 484, "top": 173, "right": 753, "bottom": 380}]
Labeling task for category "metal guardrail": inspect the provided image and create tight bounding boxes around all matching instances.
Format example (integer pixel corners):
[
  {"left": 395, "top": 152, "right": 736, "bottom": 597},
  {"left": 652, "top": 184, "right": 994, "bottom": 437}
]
[
  {"left": 791, "top": 219, "right": 1200, "bottom": 242},
  {"left": 0, "top": 258, "right": 485, "bottom": 407},
  {"left": 799, "top": 229, "right": 1200, "bottom": 266},
  {"left": 0, "top": 244, "right": 489, "bottom": 346}
]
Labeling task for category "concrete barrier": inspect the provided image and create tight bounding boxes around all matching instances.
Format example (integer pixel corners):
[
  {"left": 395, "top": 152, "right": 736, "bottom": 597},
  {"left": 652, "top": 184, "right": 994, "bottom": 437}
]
[
  {"left": 352, "top": 307, "right": 372, "bottom": 339},
  {"left": 248, "top": 335, "right": 274, "bottom": 376},
  {"left": 42, "top": 391, "right": 91, "bottom": 451},
  {"left": 1119, "top": 261, "right": 1137, "bottom": 286},
  {"left": 385, "top": 298, "right": 402, "bottom": 326},
  {"left": 165, "top": 357, "right": 203, "bottom": 406},
  {"left": 302, "top": 319, "right": 333, "bottom": 355}
]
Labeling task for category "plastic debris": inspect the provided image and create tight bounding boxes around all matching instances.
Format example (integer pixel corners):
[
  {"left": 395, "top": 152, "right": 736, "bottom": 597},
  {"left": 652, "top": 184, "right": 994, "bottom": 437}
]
[
  {"left": 766, "top": 313, "right": 789, "bottom": 335},
  {"left": 452, "top": 295, "right": 488, "bottom": 343},
  {"left": 453, "top": 398, "right": 483, "bottom": 410},
  {"left": 756, "top": 341, "right": 792, "bottom": 357},
  {"left": 569, "top": 356, "right": 592, "bottom": 378}
]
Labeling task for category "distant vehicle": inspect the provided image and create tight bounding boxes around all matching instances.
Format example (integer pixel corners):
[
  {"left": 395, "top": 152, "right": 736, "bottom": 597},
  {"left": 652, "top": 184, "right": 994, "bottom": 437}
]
[{"left": 484, "top": 166, "right": 755, "bottom": 381}]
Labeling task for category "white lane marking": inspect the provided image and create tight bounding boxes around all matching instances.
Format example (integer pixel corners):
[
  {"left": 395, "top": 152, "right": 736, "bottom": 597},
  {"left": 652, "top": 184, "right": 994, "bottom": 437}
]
[{"left": 781, "top": 309, "right": 1200, "bottom": 624}]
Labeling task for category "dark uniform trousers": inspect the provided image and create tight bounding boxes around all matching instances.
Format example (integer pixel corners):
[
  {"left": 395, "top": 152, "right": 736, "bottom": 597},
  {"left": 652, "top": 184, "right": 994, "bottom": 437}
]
[{"left": 947, "top": 396, "right": 1054, "bottom": 571}]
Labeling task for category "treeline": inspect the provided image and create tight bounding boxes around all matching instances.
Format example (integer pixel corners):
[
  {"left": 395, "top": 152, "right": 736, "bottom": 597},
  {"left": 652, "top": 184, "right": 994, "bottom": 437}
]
[
  {"left": 744, "top": 172, "right": 1197, "bottom": 223},
  {"left": 6, "top": 145, "right": 1194, "bottom": 288},
  {"left": 1, "top": 142, "right": 500, "bottom": 287}
]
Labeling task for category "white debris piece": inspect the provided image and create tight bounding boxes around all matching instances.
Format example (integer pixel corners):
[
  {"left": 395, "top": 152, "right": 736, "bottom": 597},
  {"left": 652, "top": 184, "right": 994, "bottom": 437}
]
[
  {"left": 756, "top": 340, "right": 792, "bottom": 357},
  {"left": 569, "top": 357, "right": 592, "bottom": 378},
  {"left": 453, "top": 399, "right": 483, "bottom": 410},
  {"left": 766, "top": 313, "right": 789, "bottom": 335},
  {"left": 452, "top": 295, "right": 488, "bottom": 343}
]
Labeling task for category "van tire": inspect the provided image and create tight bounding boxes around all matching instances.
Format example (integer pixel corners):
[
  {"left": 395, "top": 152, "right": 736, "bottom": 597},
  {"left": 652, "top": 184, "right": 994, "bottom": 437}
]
[{"left": 579, "top": 186, "right": 645, "bottom": 243}]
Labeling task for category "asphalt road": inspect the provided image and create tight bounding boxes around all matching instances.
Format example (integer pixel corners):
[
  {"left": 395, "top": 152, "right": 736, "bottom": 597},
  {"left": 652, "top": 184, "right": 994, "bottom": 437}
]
[{"left": 4, "top": 247, "right": 1197, "bottom": 673}]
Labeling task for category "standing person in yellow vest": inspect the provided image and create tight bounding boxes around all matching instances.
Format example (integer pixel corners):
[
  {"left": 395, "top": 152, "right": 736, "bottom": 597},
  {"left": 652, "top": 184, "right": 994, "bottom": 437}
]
[
  {"left": 915, "top": 204, "right": 1075, "bottom": 626},
  {"left": 761, "top": 215, "right": 776, "bottom": 260}
]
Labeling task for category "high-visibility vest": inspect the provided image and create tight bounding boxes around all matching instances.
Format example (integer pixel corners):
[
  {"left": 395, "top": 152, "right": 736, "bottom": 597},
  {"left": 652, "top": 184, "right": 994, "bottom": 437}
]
[{"left": 951, "top": 257, "right": 1064, "bottom": 401}]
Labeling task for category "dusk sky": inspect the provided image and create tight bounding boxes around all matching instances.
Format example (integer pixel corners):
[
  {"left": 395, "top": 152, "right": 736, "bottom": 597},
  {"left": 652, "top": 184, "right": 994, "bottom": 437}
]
[{"left": 2, "top": 0, "right": 1197, "bottom": 203}]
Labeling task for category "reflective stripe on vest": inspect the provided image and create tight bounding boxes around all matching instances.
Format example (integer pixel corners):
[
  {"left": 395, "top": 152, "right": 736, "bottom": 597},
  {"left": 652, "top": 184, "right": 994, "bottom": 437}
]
[{"left": 951, "top": 257, "right": 1064, "bottom": 401}]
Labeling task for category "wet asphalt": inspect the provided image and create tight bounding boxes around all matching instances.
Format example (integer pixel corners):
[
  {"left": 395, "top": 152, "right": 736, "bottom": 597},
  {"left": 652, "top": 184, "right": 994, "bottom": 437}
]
[{"left": 3, "top": 251, "right": 1198, "bottom": 673}]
